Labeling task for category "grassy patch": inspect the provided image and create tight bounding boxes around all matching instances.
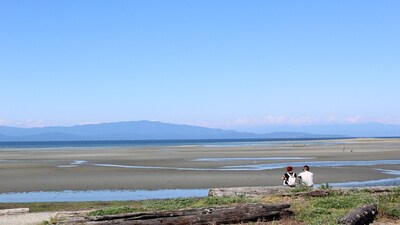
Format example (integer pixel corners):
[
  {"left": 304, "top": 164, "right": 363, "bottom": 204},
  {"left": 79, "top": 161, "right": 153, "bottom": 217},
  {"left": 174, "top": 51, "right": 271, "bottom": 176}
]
[
  {"left": 313, "top": 192, "right": 374, "bottom": 209},
  {"left": 294, "top": 192, "right": 373, "bottom": 225},
  {"left": 293, "top": 188, "right": 400, "bottom": 225},
  {"left": 288, "top": 185, "right": 313, "bottom": 193},
  {"left": 39, "top": 217, "right": 57, "bottom": 225},
  {"left": 88, "top": 196, "right": 256, "bottom": 216},
  {"left": 319, "top": 183, "right": 332, "bottom": 190},
  {"left": 377, "top": 188, "right": 400, "bottom": 219},
  {"left": 88, "top": 206, "right": 137, "bottom": 217},
  {"left": 0, "top": 201, "right": 133, "bottom": 212}
]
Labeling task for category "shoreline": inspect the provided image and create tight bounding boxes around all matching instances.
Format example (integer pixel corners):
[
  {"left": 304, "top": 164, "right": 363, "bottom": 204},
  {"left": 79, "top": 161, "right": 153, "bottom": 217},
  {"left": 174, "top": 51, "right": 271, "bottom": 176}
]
[{"left": 1, "top": 175, "right": 400, "bottom": 203}]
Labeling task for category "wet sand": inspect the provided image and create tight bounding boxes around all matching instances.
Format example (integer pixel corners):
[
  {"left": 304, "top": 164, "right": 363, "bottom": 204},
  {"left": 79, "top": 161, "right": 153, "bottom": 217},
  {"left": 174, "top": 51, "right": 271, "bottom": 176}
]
[{"left": 0, "top": 138, "right": 399, "bottom": 193}]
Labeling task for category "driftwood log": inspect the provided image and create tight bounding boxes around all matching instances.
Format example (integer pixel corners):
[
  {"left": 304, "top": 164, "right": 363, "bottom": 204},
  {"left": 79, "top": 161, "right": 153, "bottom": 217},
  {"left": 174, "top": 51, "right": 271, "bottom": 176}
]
[
  {"left": 76, "top": 203, "right": 291, "bottom": 225},
  {"left": 208, "top": 186, "right": 329, "bottom": 198},
  {"left": 209, "top": 186, "right": 397, "bottom": 198},
  {"left": 338, "top": 204, "right": 378, "bottom": 225},
  {"left": 208, "top": 186, "right": 287, "bottom": 197},
  {"left": 0, "top": 208, "right": 29, "bottom": 215},
  {"left": 280, "top": 189, "right": 330, "bottom": 197}
]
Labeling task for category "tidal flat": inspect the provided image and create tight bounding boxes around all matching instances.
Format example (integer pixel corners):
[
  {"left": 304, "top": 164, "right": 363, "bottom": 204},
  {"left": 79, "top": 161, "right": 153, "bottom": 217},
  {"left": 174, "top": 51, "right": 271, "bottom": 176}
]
[{"left": 0, "top": 138, "right": 399, "bottom": 198}]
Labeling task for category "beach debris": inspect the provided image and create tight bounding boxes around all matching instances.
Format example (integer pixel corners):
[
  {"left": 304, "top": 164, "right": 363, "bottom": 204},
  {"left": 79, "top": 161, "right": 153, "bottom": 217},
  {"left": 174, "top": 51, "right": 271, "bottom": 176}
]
[
  {"left": 338, "top": 203, "right": 378, "bottom": 225},
  {"left": 209, "top": 186, "right": 398, "bottom": 198},
  {"left": 209, "top": 186, "right": 330, "bottom": 198},
  {"left": 0, "top": 208, "right": 29, "bottom": 215},
  {"left": 68, "top": 203, "right": 291, "bottom": 224},
  {"left": 281, "top": 189, "right": 330, "bottom": 197},
  {"left": 208, "top": 186, "right": 287, "bottom": 197}
]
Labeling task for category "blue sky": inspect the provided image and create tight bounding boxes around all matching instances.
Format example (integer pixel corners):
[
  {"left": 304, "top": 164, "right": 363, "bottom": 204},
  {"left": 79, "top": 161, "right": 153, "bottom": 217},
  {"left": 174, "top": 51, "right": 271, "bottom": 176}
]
[{"left": 1, "top": 1, "right": 399, "bottom": 129}]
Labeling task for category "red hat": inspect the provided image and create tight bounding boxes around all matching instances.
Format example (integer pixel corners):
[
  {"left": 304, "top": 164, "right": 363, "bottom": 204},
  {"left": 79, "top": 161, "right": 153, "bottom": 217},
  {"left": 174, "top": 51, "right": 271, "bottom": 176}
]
[{"left": 286, "top": 166, "right": 293, "bottom": 172}]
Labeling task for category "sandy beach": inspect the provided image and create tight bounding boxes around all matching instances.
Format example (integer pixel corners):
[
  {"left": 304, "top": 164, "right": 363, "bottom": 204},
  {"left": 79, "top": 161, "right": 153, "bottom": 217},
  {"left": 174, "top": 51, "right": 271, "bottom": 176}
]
[{"left": 0, "top": 138, "right": 399, "bottom": 193}]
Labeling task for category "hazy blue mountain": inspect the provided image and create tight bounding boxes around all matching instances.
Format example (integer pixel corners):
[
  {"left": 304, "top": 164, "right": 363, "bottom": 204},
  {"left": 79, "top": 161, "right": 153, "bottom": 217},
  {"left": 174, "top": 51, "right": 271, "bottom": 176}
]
[
  {"left": 0, "top": 120, "right": 332, "bottom": 142},
  {"left": 0, "top": 133, "right": 13, "bottom": 141},
  {"left": 238, "top": 123, "right": 400, "bottom": 137}
]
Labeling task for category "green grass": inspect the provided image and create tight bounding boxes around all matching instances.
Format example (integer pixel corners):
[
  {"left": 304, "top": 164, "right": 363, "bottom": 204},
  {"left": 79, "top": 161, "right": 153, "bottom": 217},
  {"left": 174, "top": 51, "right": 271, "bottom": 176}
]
[
  {"left": 313, "top": 192, "right": 374, "bottom": 209},
  {"left": 88, "top": 196, "right": 256, "bottom": 216},
  {"left": 294, "top": 188, "right": 400, "bottom": 225},
  {"left": 295, "top": 193, "right": 373, "bottom": 225},
  {"left": 377, "top": 188, "right": 400, "bottom": 219},
  {"left": 0, "top": 201, "right": 133, "bottom": 212},
  {"left": 288, "top": 185, "right": 313, "bottom": 193},
  {"left": 39, "top": 217, "right": 57, "bottom": 225},
  {"left": 319, "top": 183, "right": 332, "bottom": 190}
]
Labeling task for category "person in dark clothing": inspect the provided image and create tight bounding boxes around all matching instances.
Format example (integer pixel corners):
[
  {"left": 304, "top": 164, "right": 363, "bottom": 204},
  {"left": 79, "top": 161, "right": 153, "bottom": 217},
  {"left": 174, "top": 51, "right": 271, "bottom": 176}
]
[{"left": 282, "top": 166, "right": 297, "bottom": 187}]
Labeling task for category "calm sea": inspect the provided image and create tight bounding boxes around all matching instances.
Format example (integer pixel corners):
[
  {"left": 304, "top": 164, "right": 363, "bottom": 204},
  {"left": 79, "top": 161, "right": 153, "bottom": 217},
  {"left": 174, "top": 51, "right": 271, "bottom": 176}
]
[{"left": 0, "top": 138, "right": 346, "bottom": 149}]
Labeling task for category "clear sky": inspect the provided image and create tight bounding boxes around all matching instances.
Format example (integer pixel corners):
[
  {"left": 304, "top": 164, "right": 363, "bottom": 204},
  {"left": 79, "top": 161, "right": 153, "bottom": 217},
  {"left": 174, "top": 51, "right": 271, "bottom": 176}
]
[{"left": 1, "top": 1, "right": 399, "bottom": 129}]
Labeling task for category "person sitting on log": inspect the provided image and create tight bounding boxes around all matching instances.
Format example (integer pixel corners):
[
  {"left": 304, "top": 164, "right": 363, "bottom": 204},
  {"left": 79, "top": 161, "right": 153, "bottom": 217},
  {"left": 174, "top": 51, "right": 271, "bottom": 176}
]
[
  {"left": 282, "top": 166, "right": 297, "bottom": 187},
  {"left": 298, "top": 165, "right": 314, "bottom": 187}
]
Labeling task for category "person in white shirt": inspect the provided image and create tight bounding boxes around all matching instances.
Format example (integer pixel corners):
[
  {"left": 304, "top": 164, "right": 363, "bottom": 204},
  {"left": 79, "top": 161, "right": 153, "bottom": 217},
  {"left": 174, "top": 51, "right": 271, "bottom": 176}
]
[{"left": 298, "top": 165, "right": 314, "bottom": 187}]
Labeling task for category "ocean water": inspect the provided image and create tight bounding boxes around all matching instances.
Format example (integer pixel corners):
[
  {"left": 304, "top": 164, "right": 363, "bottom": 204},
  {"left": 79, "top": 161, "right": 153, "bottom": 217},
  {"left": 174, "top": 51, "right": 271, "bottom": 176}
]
[
  {"left": 0, "top": 189, "right": 209, "bottom": 203},
  {"left": 0, "top": 137, "right": 347, "bottom": 150}
]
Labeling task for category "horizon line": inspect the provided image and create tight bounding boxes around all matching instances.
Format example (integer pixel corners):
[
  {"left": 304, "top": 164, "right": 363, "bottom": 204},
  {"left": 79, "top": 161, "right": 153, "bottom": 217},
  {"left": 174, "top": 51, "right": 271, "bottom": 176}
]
[{"left": 1, "top": 119, "right": 400, "bottom": 129}]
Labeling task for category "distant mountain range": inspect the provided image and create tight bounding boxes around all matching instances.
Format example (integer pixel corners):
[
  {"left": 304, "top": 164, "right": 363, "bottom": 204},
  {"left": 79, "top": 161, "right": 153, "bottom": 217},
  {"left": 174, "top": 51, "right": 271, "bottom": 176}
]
[
  {"left": 0, "top": 120, "right": 340, "bottom": 142},
  {"left": 238, "top": 122, "right": 400, "bottom": 137}
]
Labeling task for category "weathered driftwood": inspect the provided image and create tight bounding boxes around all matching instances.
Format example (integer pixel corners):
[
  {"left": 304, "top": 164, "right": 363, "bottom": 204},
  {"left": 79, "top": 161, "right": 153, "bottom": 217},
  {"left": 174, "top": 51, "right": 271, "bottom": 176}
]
[
  {"left": 281, "top": 189, "right": 330, "bottom": 197},
  {"left": 81, "top": 203, "right": 291, "bottom": 225},
  {"left": 338, "top": 204, "right": 378, "bottom": 225},
  {"left": 208, "top": 186, "right": 287, "bottom": 197},
  {"left": 54, "top": 211, "right": 90, "bottom": 224},
  {"left": 337, "top": 186, "right": 397, "bottom": 195},
  {"left": 208, "top": 186, "right": 329, "bottom": 198},
  {"left": 208, "top": 186, "right": 398, "bottom": 198},
  {"left": 0, "top": 208, "right": 29, "bottom": 215}
]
